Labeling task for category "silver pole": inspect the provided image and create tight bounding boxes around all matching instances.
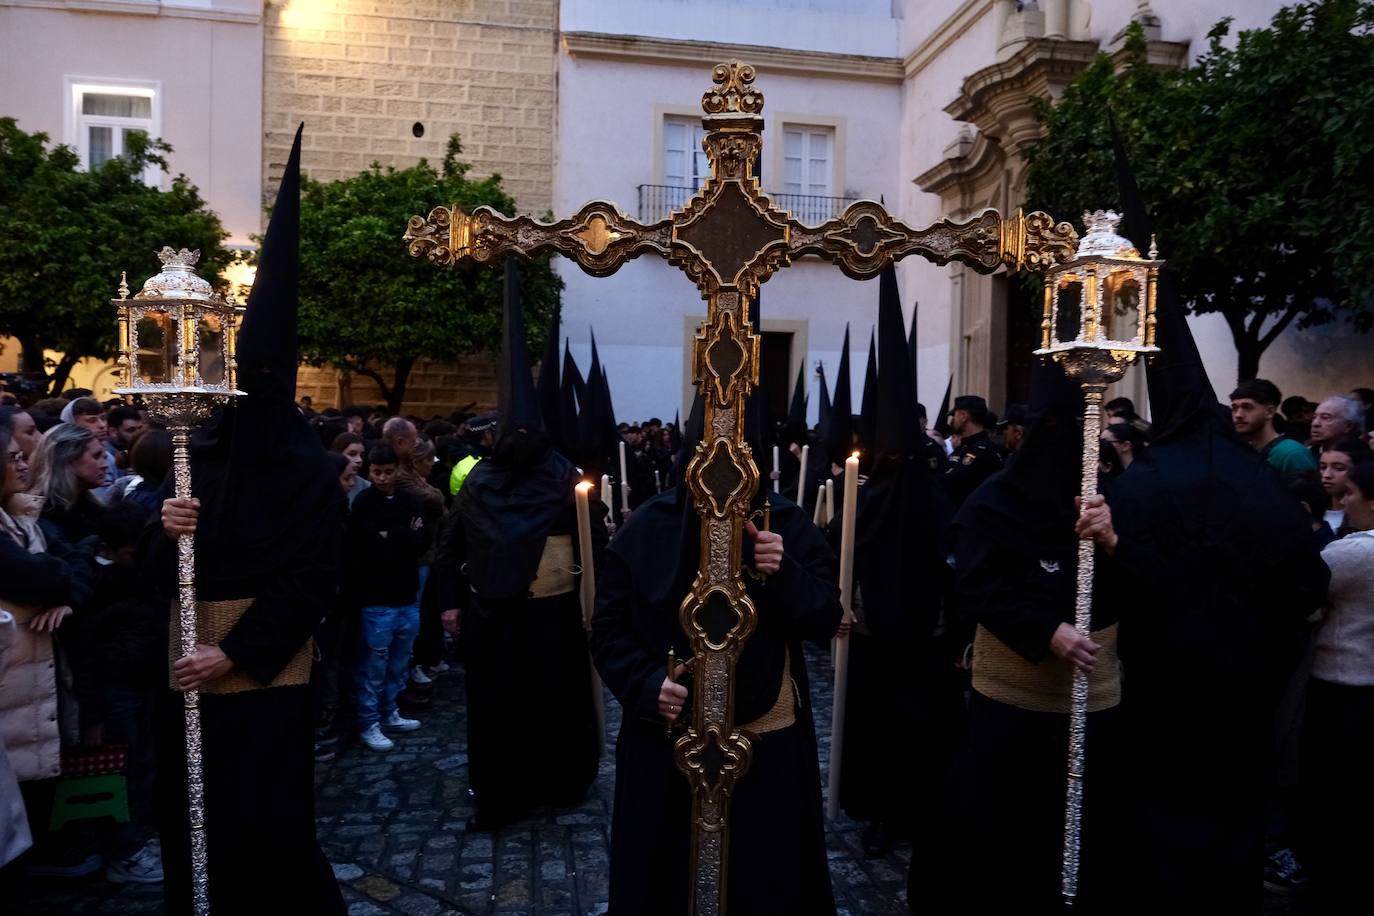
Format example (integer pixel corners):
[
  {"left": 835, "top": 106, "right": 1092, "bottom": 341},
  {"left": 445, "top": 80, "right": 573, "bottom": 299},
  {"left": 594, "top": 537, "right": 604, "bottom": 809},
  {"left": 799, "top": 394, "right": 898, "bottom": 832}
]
[
  {"left": 170, "top": 423, "right": 210, "bottom": 916},
  {"left": 1061, "top": 385, "right": 1104, "bottom": 906}
]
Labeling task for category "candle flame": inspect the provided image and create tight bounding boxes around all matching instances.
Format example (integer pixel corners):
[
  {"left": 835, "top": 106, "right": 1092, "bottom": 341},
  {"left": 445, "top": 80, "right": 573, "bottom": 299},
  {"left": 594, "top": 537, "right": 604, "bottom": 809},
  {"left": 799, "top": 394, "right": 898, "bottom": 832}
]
[
  {"left": 576, "top": 481, "right": 593, "bottom": 493},
  {"left": 851, "top": 451, "right": 860, "bottom": 459}
]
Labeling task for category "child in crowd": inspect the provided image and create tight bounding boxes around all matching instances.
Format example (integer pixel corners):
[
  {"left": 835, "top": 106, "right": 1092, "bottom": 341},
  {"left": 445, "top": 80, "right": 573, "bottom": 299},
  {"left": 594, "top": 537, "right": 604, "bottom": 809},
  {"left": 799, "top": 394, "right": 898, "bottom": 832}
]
[{"left": 346, "top": 444, "right": 431, "bottom": 752}]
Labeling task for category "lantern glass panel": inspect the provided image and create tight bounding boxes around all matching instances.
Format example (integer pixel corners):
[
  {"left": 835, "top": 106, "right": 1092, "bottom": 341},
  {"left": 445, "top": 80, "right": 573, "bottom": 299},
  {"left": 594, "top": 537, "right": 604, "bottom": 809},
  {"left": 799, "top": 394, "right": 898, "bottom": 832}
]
[
  {"left": 1055, "top": 278, "right": 1083, "bottom": 344},
  {"left": 198, "top": 314, "right": 226, "bottom": 386},
  {"left": 135, "top": 311, "right": 176, "bottom": 385},
  {"left": 1106, "top": 271, "right": 1142, "bottom": 344}
]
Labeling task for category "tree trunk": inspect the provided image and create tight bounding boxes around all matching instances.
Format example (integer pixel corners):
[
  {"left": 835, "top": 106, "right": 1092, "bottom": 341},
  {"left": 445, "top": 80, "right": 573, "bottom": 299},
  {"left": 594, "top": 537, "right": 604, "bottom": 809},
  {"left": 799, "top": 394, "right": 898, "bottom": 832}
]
[
  {"left": 15, "top": 333, "right": 48, "bottom": 383},
  {"left": 47, "top": 352, "right": 82, "bottom": 397},
  {"left": 1231, "top": 303, "right": 1302, "bottom": 384},
  {"left": 388, "top": 356, "right": 418, "bottom": 415},
  {"left": 1234, "top": 337, "right": 1262, "bottom": 384}
]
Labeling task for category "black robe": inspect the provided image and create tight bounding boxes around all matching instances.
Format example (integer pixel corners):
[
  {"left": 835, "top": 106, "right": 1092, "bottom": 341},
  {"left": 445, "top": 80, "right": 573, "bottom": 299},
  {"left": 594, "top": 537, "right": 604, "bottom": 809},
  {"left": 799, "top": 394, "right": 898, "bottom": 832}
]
[
  {"left": 148, "top": 403, "right": 346, "bottom": 916},
  {"left": 836, "top": 453, "right": 955, "bottom": 834},
  {"left": 432, "top": 445, "right": 604, "bottom": 821},
  {"left": 591, "top": 490, "right": 841, "bottom": 916},
  {"left": 1108, "top": 437, "right": 1329, "bottom": 913}
]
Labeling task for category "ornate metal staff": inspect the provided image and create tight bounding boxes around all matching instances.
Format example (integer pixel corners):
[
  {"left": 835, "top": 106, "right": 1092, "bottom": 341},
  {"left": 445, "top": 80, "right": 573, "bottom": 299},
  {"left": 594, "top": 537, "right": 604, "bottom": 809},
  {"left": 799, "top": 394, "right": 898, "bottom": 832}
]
[
  {"left": 113, "top": 248, "right": 244, "bottom": 916},
  {"left": 1034, "top": 212, "right": 1160, "bottom": 905}
]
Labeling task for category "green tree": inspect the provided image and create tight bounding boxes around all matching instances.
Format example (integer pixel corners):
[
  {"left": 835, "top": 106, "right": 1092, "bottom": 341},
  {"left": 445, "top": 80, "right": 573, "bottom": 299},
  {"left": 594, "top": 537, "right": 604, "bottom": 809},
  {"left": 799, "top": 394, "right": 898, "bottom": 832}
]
[
  {"left": 1024, "top": 1, "right": 1374, "bottom": 382},
  {"left": 0, "top": 118, "right": 230, "bottom": 395},
  {"left": 293, "top": 136, "right": 562, "bottom": 412}
]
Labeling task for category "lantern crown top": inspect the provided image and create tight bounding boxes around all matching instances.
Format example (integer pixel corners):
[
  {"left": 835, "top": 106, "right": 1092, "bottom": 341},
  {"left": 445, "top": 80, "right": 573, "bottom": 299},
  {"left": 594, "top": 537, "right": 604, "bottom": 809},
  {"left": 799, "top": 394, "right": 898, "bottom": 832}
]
[
  {"left": 1076, "top": 210, "right": 1142, "bottom": 260},
  {"left": 702, "top": 61, "right": 763, "bottom": 116},
  {"left": 129, "top": 247, "right": 223, "bottom": 304}
]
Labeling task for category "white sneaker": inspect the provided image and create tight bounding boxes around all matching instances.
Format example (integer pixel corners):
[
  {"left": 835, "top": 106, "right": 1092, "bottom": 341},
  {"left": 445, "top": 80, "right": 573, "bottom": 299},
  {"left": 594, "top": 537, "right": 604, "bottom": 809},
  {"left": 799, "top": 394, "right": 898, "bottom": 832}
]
[
  {"left": 382, "top": 710, "right": 421, "bottom": 732},
  {"left": 106, "top": 837, "right": 162, "bottom": 884},
  {"left": 432, "top": 661, "right": 451, "bottom": 674},
  {"left": 410, "top": 665, "right": 433, "bottom": 685},
  {"left": 360, "top": 723, "right": 394, "bottom": 752}
]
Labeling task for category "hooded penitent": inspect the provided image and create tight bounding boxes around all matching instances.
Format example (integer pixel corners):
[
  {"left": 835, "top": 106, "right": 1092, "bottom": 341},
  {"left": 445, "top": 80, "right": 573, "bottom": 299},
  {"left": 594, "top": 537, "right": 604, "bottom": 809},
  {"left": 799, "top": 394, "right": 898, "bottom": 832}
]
[
  {"left": 189, "top": 124, "right": 340, "bottom": 607},
  {"left": 457, "top": 258, "right": 575, "bottom": 602},
  {"left": 157, "top": 124, "right": 348, "bottom": 916},
  {"left": 933, "top": 377, "right": 952, "bottom": 438},
  {"left": 823, "top": 325, "right": 854, "bottom": 467},
  {"left": 535, "top": 301, "right": 563, "bottom": 452},
  {"left": 1101, "top": 118, "right": 1329, "bottom": 910},
  {"left": 907, "top": 299, "right": 921, "bottom": 405},
  {"left": 817, "top": 362, "right": 831, "bottom": 436},
  {"left": 559, "top": 339, "right": 584, "bottom": 466},
  {"left": 854, "top": 265, "right": 951, "bottom": 638},
  {"left": 577, "top": 329, "right": 619, "bottom": 483},
  {"left": 857, "top": 328, "right": 878, "bottom": 460}
]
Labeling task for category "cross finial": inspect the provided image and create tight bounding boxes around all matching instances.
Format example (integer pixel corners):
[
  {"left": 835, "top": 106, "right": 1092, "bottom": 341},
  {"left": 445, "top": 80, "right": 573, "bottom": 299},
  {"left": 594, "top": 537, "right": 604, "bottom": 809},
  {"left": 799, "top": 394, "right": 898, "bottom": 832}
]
[
  {"left": 118, "top": 271, "right": 129, "bottom": 301},
  {"left": 703, "top": 61, "right": 763, "bottom": 115}
]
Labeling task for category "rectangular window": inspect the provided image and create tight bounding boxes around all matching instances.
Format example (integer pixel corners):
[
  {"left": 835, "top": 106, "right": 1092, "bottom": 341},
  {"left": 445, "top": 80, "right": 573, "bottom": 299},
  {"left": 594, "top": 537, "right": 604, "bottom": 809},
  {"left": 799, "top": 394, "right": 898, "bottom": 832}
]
[
  {"left": 662, "top": 116, "right": 709, "bottom": 190},
  {"left": 67, "top": 81, "right": 159, "bottom": 184},
  {"left": 782, "top": 125, "right": 833, "bottom": 197}
]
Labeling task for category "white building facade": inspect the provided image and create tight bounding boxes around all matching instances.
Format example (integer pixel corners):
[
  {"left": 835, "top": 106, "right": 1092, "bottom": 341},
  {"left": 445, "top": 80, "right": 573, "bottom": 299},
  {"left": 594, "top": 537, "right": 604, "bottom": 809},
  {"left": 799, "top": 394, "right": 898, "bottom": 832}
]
[
  {"left": 556, "top": 0, "right": 1370, "bottom": 425},
  {"left": 0, "top": 0, "right": 265, "bottom": 245}
]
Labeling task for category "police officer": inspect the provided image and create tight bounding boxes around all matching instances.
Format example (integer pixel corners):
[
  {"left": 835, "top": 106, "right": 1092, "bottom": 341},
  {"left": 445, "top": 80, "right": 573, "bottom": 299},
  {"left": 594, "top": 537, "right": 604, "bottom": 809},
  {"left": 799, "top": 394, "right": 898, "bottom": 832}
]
[
  {"left": 997, "top": 403, "right": 1030, "bottom": 456},
  {"left": 942, "top": 395, "right": 1003, "bottom": 506}
]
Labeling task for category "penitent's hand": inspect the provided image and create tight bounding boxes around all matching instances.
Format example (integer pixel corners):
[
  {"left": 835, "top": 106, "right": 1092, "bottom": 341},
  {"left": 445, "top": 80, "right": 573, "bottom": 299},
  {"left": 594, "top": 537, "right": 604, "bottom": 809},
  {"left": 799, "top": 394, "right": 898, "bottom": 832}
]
[
  {"left": 172, "top": 643, "right": 233, "bottom": 692},
  {"left": 658, "top": 657, "right": 693, "bottom": 724},
  {"left": 1049, "top": 623, "right": 1099, "bottom": 674},
  {"left": 744, "top": 521, "right": 783, "bottom": 575},
  {"left": 162, "top": 497, "right": 200, "bottom": 539},
  {"left": 1074, "top": 495, "right": 1118, "bottom": 554}
]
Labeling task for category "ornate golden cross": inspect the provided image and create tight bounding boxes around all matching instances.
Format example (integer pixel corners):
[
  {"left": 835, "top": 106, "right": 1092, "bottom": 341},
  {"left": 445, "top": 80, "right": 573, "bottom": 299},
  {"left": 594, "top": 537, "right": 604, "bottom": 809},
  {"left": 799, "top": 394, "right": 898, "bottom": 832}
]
[{"left": 405, "top": 60, "right": 1075, "bottom": 916}]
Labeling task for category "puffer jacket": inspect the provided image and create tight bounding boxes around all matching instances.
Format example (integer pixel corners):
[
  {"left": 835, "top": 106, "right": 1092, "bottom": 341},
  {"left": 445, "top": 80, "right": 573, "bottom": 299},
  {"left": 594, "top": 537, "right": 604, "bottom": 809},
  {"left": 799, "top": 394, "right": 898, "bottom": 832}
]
[
  {"left": 0, "top": 495, "right": 77, "bottom": 782},
  {"left": 0, "top": 610, "right": 34, "bottom": 866}
]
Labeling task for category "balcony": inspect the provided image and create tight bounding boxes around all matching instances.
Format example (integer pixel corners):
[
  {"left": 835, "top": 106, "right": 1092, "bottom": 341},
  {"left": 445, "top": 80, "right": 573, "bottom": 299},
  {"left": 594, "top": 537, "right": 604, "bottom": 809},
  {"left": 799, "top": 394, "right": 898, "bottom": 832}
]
[{"left": 637, "top": 184, "right": 859, "bottom": 224}]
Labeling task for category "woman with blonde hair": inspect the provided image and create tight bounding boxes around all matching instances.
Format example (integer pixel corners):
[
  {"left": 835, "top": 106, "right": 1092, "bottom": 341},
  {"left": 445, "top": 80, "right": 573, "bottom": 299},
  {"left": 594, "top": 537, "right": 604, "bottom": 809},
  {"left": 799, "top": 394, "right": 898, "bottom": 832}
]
[{"left": 27, "top": 423, "right": 108, "bottom": 543}]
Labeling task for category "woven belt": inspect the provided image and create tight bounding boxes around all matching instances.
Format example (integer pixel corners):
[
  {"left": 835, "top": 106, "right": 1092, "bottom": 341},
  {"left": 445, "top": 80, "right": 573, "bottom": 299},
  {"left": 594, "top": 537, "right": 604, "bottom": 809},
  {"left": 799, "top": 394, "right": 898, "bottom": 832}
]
[
  {"left": 972, "top": 622, "right": 1121, "bottom": 715},
  {"left": 529, "top": 535, "right": 576, "bottom": 599},
  {"left": 740, "top": 650, "right": 798, "bottom": 735},
  {"left": 167, "top": 598, "right": 313, "bottom": 695}
]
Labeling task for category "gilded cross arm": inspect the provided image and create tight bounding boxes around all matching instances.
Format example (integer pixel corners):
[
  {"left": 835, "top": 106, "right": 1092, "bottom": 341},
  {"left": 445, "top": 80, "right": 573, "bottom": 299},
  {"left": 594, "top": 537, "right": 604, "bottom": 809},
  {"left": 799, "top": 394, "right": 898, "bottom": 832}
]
[{"left": 404, "top": 201, "right": 672, "bottom": 278}]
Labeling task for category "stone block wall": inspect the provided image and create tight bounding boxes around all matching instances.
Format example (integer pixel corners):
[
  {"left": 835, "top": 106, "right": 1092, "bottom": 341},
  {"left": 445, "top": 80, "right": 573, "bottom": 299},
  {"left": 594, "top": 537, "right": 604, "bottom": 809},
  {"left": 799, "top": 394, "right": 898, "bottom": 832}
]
[
  {"left": 266, "top": 0, "right": 556, "bottom": 418},
  {"left": 294, "top": 354, "right": 502, "bottom": 419}
]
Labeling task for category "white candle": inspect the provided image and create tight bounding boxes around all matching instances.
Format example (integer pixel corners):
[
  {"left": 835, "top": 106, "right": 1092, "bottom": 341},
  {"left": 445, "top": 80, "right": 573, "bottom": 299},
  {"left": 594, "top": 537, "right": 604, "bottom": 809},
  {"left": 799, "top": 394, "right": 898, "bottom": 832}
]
[
  {"left": 654, "top": 469, "right": 662, "bottom": 492},
  {"left": 827, "top": 451, "right": 861, "bottom": 819},
  {"left": 574, "top": 480, "right": 608, "bottom": 755},
  {"left": 601, "top": 473, "right": 612, "bottom": 512},
  {"left": 825, "top": 478, "right": 835, "bottom": 526},
  {"left": 621, "top": 482, "right": 630, "bottom": 517},
  {"left": 813, "top": 484, "right": 827, "bottom": 526},
  {"left": 619, "top": 440, "right": 629, "bottom": 499},
  {"left": 796, "top": 444, "right": 809, "bottom": 510},
  {"left": 574, "top": 482, "right": 596, "bottom": 631},
  {"left": 773, "top": 445, "right": 781, "bottom": 494}
]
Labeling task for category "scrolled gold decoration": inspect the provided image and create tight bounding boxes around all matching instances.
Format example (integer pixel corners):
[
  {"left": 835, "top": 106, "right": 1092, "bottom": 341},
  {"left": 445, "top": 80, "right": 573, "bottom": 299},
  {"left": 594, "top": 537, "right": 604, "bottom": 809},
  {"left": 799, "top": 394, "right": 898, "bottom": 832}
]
[{"left": 702, "top": 61, "right": 762, "bottom": 115}]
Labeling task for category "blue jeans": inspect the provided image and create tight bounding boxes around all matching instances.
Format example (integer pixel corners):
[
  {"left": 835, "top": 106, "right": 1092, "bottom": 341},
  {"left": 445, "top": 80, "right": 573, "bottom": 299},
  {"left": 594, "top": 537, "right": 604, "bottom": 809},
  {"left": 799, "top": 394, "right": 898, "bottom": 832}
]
[{"left": 355, "top": 603, "right": 420, "bottom": 729}]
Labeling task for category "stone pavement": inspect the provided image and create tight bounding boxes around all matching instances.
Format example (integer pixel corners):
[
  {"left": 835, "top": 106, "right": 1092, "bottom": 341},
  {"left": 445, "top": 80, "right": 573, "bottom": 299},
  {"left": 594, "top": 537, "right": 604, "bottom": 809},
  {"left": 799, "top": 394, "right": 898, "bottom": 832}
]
[{"left": 17, "top": 644, "right": 1301, "bottom": 915}]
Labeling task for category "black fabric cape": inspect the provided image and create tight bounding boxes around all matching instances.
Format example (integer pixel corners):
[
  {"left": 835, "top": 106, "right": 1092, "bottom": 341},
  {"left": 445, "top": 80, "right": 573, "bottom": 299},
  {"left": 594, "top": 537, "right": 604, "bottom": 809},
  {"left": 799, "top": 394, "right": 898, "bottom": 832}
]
[
  {"left": 433, "top": 438, "right": 606, "bottom": 819},
  {"left": 1108, "top": 436, "right": 1329, "bottom": 912},
  {"left": 455, "top": 440, "right": 577, "bottom": 602},
  {"left": 590, "top": 489, "right": 841, "bottom": 916},
  {"left": 148, "top": 404, "right": 345, "bottom": 916}
]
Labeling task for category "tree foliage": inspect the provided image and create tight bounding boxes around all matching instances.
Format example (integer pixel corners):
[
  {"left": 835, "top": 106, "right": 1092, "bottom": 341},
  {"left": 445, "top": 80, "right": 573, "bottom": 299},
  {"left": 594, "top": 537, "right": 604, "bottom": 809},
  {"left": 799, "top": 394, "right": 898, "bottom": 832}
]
[
  {"left": 293, "top": 135, "right": 563, "bottom": 412},
  {"left": 0, "top": 118, "right": 230, "bottom": 395},
  {"left": 1024, "top": 0, "right": 1374, "bottom": 381}
]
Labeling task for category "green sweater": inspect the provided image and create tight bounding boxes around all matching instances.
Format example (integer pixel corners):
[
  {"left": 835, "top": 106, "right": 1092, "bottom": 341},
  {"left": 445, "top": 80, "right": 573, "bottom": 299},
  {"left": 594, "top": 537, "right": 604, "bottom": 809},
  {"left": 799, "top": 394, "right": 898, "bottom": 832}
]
[{"left": 1262, "top": 435, "right": 1317, "bottom": 475}]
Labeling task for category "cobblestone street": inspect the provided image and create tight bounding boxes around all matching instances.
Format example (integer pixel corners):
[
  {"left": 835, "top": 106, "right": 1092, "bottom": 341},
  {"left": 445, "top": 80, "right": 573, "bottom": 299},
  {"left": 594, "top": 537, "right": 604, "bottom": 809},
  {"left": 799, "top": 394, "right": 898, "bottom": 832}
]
[{"left": 17, "top": 644, "right": 1300, "bottom": 915}]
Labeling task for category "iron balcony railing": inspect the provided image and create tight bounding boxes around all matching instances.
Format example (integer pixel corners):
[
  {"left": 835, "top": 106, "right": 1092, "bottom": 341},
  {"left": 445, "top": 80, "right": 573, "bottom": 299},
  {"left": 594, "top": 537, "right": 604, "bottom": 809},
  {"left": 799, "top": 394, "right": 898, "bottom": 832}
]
[{"left": 637, "top": 184, "right": 860, "bottom": 224}]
